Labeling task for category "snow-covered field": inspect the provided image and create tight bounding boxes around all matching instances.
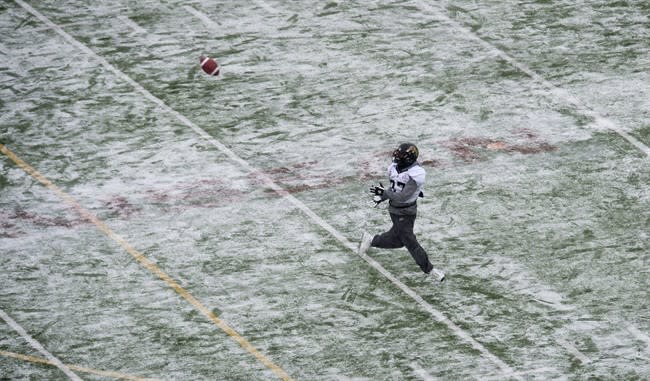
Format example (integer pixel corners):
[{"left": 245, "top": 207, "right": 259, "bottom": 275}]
[{"left": 1, "top": 1, "right": 649, "bottom": 379}]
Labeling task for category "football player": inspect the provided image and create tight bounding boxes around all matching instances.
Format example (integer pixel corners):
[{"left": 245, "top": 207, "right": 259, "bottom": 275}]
[{"left": 361, "top": 143, "right": 446, "bottom": 282}]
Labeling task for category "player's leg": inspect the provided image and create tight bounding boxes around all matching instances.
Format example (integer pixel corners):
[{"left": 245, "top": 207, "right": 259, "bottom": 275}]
[
  {"left": 393, "top": 213, "right": 434, "bottom": 273},
  {"left": 370, "top": 213, "right": 404, "bottom": 249}
]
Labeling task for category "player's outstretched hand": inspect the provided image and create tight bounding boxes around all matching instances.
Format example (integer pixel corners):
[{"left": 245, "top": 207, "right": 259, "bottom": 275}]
[
  {"left": 369, "top": 182, "right": 386, "bottom": 207},
  {"left": 369, "top": 182, "right": 385, "bottom": 196},
  {"left": 372, "top": 195, "right": 385, "bottom": 207}
]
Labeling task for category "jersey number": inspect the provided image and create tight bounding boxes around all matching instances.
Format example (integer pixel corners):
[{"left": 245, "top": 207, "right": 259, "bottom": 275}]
[{"left": 390, "top": 180, "right": 405, "bottom": 192}]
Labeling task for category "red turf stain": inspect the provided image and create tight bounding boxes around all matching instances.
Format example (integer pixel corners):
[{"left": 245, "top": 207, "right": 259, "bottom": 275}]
[{"left": 443, "top": 136, "right": 556, "bottom": 161}]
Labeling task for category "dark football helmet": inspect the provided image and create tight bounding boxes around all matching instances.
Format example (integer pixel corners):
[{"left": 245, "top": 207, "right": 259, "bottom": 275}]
[{"left": 393, "top": 143, "right": 419, "bottom": 169}]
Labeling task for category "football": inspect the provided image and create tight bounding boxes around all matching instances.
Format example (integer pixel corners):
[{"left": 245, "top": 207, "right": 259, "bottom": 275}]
[{"left": 199, "top": 55, "right": 220, "bottom": 76}]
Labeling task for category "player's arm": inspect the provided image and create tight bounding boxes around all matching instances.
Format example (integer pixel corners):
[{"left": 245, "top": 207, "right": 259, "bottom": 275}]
[
  {"left": 384, "top": 178, "right": 419, "bottom": 203},
  {"left": 369, "top": 177, "right": 418, "bottom": 202}
]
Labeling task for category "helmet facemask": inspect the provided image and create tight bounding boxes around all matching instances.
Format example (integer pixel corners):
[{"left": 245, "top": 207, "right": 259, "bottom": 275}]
[{"left": 393, "top": 143, "right": 419, "bottom": 170}]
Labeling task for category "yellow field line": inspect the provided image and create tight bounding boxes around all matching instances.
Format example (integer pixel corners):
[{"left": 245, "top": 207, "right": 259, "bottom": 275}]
[
  {"left": 0, "top": 350, "right": 162, "bottom": 381},
  {"left": 0, "top": 143, "right": 293, "bottom": 381}
]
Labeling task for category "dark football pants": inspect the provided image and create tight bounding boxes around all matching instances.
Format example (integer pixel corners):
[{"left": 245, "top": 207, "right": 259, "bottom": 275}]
[{"left": 371, "top": 212, "right": 433, "bottom": 274}]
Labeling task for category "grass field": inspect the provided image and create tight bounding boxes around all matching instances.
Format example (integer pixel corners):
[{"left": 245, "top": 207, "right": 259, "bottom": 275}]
[{"left": 1, "top": 0, "right": 649, "bottom": 380}]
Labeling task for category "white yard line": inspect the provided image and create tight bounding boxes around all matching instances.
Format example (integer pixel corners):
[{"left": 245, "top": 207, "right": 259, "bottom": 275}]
[
  {"left": 13, "top": 0, "right": 519, "bottom": 377},
  {"left": 183, "top": 5, "right": 220, "bottom": 29},
  {"left": 0, "top": 350, "right": 162, "bottom": 381},
  {"left": 483, "top": 366, "right": 558, "bottom": 381},
  {"left": 253, "top": 0, "right": 279, "bottom": 14},
  {"left": 0, "top": 309, "right": 83, "bottom": 381},
  {"left": 627, "top": 325, "right": 650, "bottom": 351},
  {"left": 117, "top": 15, "right": 146, "bottom": 34},
  {"left": 556, "top": 338, "right": 591, "bottom": 364},
  {"left": 410, "top": 362, "right": 436, "bottom": 381},
  {"left": 413, "top": 0, "right": 650, "bottom": 157}
]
